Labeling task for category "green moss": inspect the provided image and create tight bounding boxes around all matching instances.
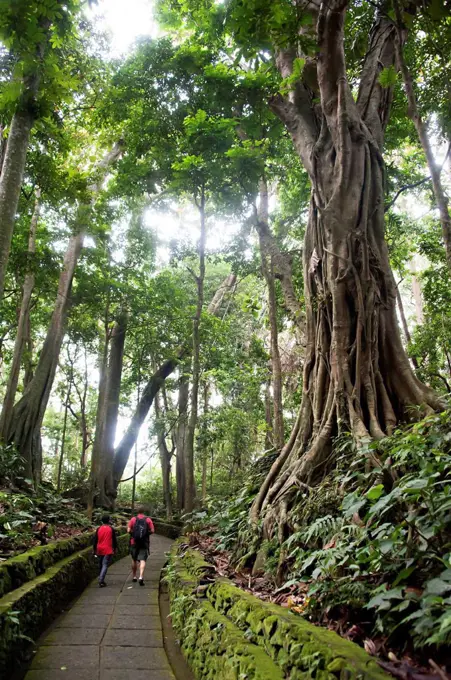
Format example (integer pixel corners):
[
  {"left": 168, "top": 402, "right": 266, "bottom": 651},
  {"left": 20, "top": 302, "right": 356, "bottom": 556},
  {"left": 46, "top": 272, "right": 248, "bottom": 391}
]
[
  {"left": 0, "top": 531, "right": 129, "bottom": 676},
  {"left": 168, "top": 541, "right": 390, "bottom": 680},
  {"left": 0, "top": 528, "right": 133, "bottom": 599}
]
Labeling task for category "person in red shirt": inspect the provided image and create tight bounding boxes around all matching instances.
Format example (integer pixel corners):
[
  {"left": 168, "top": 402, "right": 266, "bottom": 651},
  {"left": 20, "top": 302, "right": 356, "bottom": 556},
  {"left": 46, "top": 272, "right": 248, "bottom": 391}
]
[
  {"left": 127, "top": 506, "right": 155, "bottom": 586},
  {"left": 93, "top": 515, "right": 117, "bottom": 587}
]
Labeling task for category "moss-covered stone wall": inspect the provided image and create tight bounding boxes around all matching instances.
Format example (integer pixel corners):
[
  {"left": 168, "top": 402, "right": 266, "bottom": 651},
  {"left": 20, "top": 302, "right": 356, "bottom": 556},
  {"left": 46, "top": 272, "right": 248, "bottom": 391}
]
[
  {"left": 0, "top": 531, "right": 97, "bottom": 599},
  {"left": 166, "top": 545, "right": 284, "bottom": 679},
  {"left": 167, "top": 539, "right": 390, "bottom": 680},
  {"left": 0, "top": 533, "right": 129, "bottom": 676},
  {"left": 0, "top": 520, "right": 180, "bottom": 600}
]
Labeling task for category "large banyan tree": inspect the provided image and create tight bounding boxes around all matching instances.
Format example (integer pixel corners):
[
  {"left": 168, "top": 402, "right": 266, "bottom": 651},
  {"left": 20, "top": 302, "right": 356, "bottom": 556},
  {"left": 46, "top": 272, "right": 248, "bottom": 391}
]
[{"left": 223, "top": 0, "right": 448, "bottom": 527}]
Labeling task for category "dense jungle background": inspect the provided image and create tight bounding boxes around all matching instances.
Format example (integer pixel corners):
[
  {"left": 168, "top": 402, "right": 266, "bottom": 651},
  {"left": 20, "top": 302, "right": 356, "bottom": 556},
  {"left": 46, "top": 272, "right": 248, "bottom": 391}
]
[{"left": 0, "top": 0, "right": 451, "bottom": 675}]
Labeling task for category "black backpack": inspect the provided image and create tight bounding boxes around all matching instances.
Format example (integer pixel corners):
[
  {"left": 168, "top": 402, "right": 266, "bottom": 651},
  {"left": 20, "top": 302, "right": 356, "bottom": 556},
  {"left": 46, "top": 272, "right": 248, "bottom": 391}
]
[{"left": 132, "top": 517, "right": 149, "bottom": 546}]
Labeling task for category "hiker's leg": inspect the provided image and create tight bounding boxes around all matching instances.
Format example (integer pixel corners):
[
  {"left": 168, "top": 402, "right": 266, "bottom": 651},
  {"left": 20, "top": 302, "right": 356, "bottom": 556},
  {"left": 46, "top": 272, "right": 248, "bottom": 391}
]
[
  {"left": 131, "top": 558, "right": 138, "bottom": 578},
  {"left": 99, "top": 556, "right": 109, "bottom": 584},
  {"left": 139, "top": 559, "right": 146, "bottom": 579}
]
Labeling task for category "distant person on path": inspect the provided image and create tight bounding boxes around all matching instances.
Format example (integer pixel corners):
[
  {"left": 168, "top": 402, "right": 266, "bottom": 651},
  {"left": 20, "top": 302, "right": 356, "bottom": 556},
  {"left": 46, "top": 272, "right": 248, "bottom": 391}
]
[
  {"left": 128, "top": 506, "right": 155, "bottom": 586},
  {"left": 93, "top": 514, "right": 117, "bottom": 588}
]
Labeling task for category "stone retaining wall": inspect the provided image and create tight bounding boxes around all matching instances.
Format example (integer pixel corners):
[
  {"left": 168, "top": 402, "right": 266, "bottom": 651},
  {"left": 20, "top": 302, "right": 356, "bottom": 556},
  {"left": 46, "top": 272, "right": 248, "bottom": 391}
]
[
  {"left": 166, "top": 539, "right": 390, "bottom": 680},
  {"left": 0, "top": 531, "right": 97, "bottom": 598},
  {"left": 0, "top": 533, "right": 129, "bottom": 675}
]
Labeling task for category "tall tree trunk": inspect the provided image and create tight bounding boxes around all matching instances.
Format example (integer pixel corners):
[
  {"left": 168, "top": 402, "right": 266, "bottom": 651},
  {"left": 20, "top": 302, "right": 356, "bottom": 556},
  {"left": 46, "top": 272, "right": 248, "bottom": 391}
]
[
  {"left": 258, "top": 178, "right": 284, "bottom": 450},
  {"left": 78, "top": 348, "right": 90, "bottom": 468},
  {"left": 264, "top": 378, "right": 274, "bottom": 449},
  {"left": 8, "top": 144, "right": 122, "bottom": 487},
  {"left": 0, "top": 107, "right": 35, "bottom": 302},
  {"left": 0, "top": 123, "right": 7, "bottom": 177},
  {"left": 396, "top": 283, "right": 419, "bottom": 370},
  {"left": 254, "top": 199, "right": 304, "bottom": 337},
  {"left": 251, "top": 2, "right": 444, "bottom": 529},
  {"left": 7, "top": 232, "right": 84, "bottom": 484},
  {"left": 0, "top": 189, "right": 40, "bottom": 439},
  {"left": 154, "top": 392, "right": 174, "bottom": 520},
  {"left": 201, "top": 381, "right": 209, "bottom": 503},
  {"left": 393, "top": 2, "right": 451, "bottom": 272},
  {"left": 184, "top": 189, "right": 207, "bottom": 513},
  {"left": 57, "top": 380, "right": 72, "bottom": 493},
  {"left": 93, "top": 310, "right": 127, "bottom": 507},
  {"left": 176, "top": 371, "right": 189, "bottom": 511},
  {"left": 410, "top": 259, "right": 424, "bottom": 325},
  {"left": 87, "top": 269, "right": 111, "bottom": 516},
  {"left": 23, "top": 312, "right": 34, "bottom": 388}
]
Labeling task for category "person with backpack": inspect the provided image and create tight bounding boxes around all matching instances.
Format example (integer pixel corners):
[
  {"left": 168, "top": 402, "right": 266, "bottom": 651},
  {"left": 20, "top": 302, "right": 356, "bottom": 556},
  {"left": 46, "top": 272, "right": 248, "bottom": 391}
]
[
  {"left": 127, "top": 506, "right": 155, "bottom": 586},
  {"left": 93, "top": 514, "right": 118, "bottom": 588}
]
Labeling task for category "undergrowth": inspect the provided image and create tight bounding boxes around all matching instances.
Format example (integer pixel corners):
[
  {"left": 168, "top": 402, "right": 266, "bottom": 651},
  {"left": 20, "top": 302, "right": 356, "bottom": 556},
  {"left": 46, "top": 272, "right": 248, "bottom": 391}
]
[{"left": 189, "top": 411, "right": 451, "bottom": 668}]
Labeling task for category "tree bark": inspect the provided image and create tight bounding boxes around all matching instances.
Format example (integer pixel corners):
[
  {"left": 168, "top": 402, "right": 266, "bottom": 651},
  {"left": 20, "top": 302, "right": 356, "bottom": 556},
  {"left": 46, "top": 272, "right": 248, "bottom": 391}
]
[
  {"left": 176, "top": 371, "right": 189, "bottom": 511},
  {"left": 93, "top": 310, "right": 127, "bottom": 507},
  {"left": 57, "top": 379, "right": 72, "bottom": 493},
  {"left": 184, "top": 188, "right": 207, "bottom": 513},
  {"left": 87, "top": 268, "right": 111, "bottom": 516},
  {"left": 201, "top": 381, "right": 209, "bottom": 503},
  {"left": 0, "top": 107, "right": 35, "bottom": 302},
  {"left": 154, "top": 392, "right": 174, "bottom": 520},
  {"left": 252, "top": 1, "right": 444, "bottom": 529},
  {"left": 258, "top": 178, "right": 284, "bottom": 450},
  {"left": 393, "top": 1, "right": 451, "bottom": 272},
  {"left": 0, "top": 189, "right": 40, "bottom": 439},
  {"left": 410, "top": 260, "right": 424, "bottom": 326},
  {"left": 0, "top": 124, "right": 6, "bottom": 177}
]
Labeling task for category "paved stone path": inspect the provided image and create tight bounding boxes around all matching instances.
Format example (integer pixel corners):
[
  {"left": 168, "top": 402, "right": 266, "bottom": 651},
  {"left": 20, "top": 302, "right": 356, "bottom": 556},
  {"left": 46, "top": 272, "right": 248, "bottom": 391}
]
[{"left": 25, "top": 534, "right": 175, "bottom": 680}]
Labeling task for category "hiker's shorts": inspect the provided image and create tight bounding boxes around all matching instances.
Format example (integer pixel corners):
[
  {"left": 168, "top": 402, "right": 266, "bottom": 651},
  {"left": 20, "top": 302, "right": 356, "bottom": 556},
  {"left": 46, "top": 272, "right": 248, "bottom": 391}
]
[{"left": 130, "top": 545, "right": 149, "bottom": 561}]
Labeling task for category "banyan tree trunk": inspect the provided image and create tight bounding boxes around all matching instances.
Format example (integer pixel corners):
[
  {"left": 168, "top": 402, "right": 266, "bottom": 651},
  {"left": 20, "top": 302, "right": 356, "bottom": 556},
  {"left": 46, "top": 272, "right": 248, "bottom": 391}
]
[
  {"left": 251, "top": 1, "right": 445, "bottom": 528},
  {"left": 7, "top": 232, "right": 84, "bottom": 485},
  {"left": 0, "top": 189, "right": 40, "bottom": 440}
]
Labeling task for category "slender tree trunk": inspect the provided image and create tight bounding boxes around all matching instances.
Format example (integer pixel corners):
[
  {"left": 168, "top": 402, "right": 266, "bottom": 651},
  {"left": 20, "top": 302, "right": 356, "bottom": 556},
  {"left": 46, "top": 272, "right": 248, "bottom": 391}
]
[
  {"left": 264, "top": 379, "right": 273, "bottom": 448},
  {"left": 201, "top": 382, "right": 209, "bottom": 503},
  {"left": 23, "top": 312, "right": 34, "bottom": 388},
  {"left": 87, "top": 273, "right": 111, "bottom": 515},
  {"left": 176, "top": 372, "right": 189, "bottom": 511},
  {"left": 93, "top": 310, "right": 127, "bottom": 507},
  {"left": 131, "top": 441, "right": 137, "bottom": 512},
  {"left": 57, "top": 380, "right": 72, "bottom": 493},
  {"left": 7, "top": 232, "right": 84, "bottom": 484},
  {"left": 0, "top": 189, "right": 40, "bottom": 439},
  {"left": 79, "top": 349, "right": 90, "bottom": 468},
  {"left": 251, "top": 2, "right": 444, "bottom": 530},
  {"left": 131, "top": 382, "right": 140, "bottom": 513},
  {"left": 410, "top": 260, "right": 424, "bottom": 325},
  {"left": 184, "top": 189, "right": 207, "bottom": 513},
  {"left": 254, "top": 198, "right": 304, "bottom": 337},
  {"left": 258, "top": 178, "right": 284, "bottom": 449},
  {"left": 0, "top": 108, "right": 35, "bottom": 302},
  {"left": 154, "top": 392, "right": 174, "bottom": 520},
  {"left": 393, "top": 3, "right": 451, "bottom": 272},
  {"left": 0, "top": 123, "right": 7, "bottom": 176},
  {"left": 396, "top": 284, "right": 412, "bottom": 345},
  {"left": 396, "top": 283, "right": 419, "bottom": 369}
]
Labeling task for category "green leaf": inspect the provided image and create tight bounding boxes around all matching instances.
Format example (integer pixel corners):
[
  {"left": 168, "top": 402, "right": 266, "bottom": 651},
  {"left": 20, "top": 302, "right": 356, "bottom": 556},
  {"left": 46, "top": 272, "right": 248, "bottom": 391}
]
[
  {"left": 366, "top": 484, "right": 384, "bottom": 500},
  {"left": 378, "top": 65, "right": 397, "bottom": 88}
]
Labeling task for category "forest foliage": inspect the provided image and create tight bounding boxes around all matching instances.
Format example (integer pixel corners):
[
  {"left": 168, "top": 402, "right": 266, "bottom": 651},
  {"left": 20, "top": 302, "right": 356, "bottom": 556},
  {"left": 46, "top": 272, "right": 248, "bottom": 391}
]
[{"left": 0, "top": 0, "right": 451, "bottom": 673}]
